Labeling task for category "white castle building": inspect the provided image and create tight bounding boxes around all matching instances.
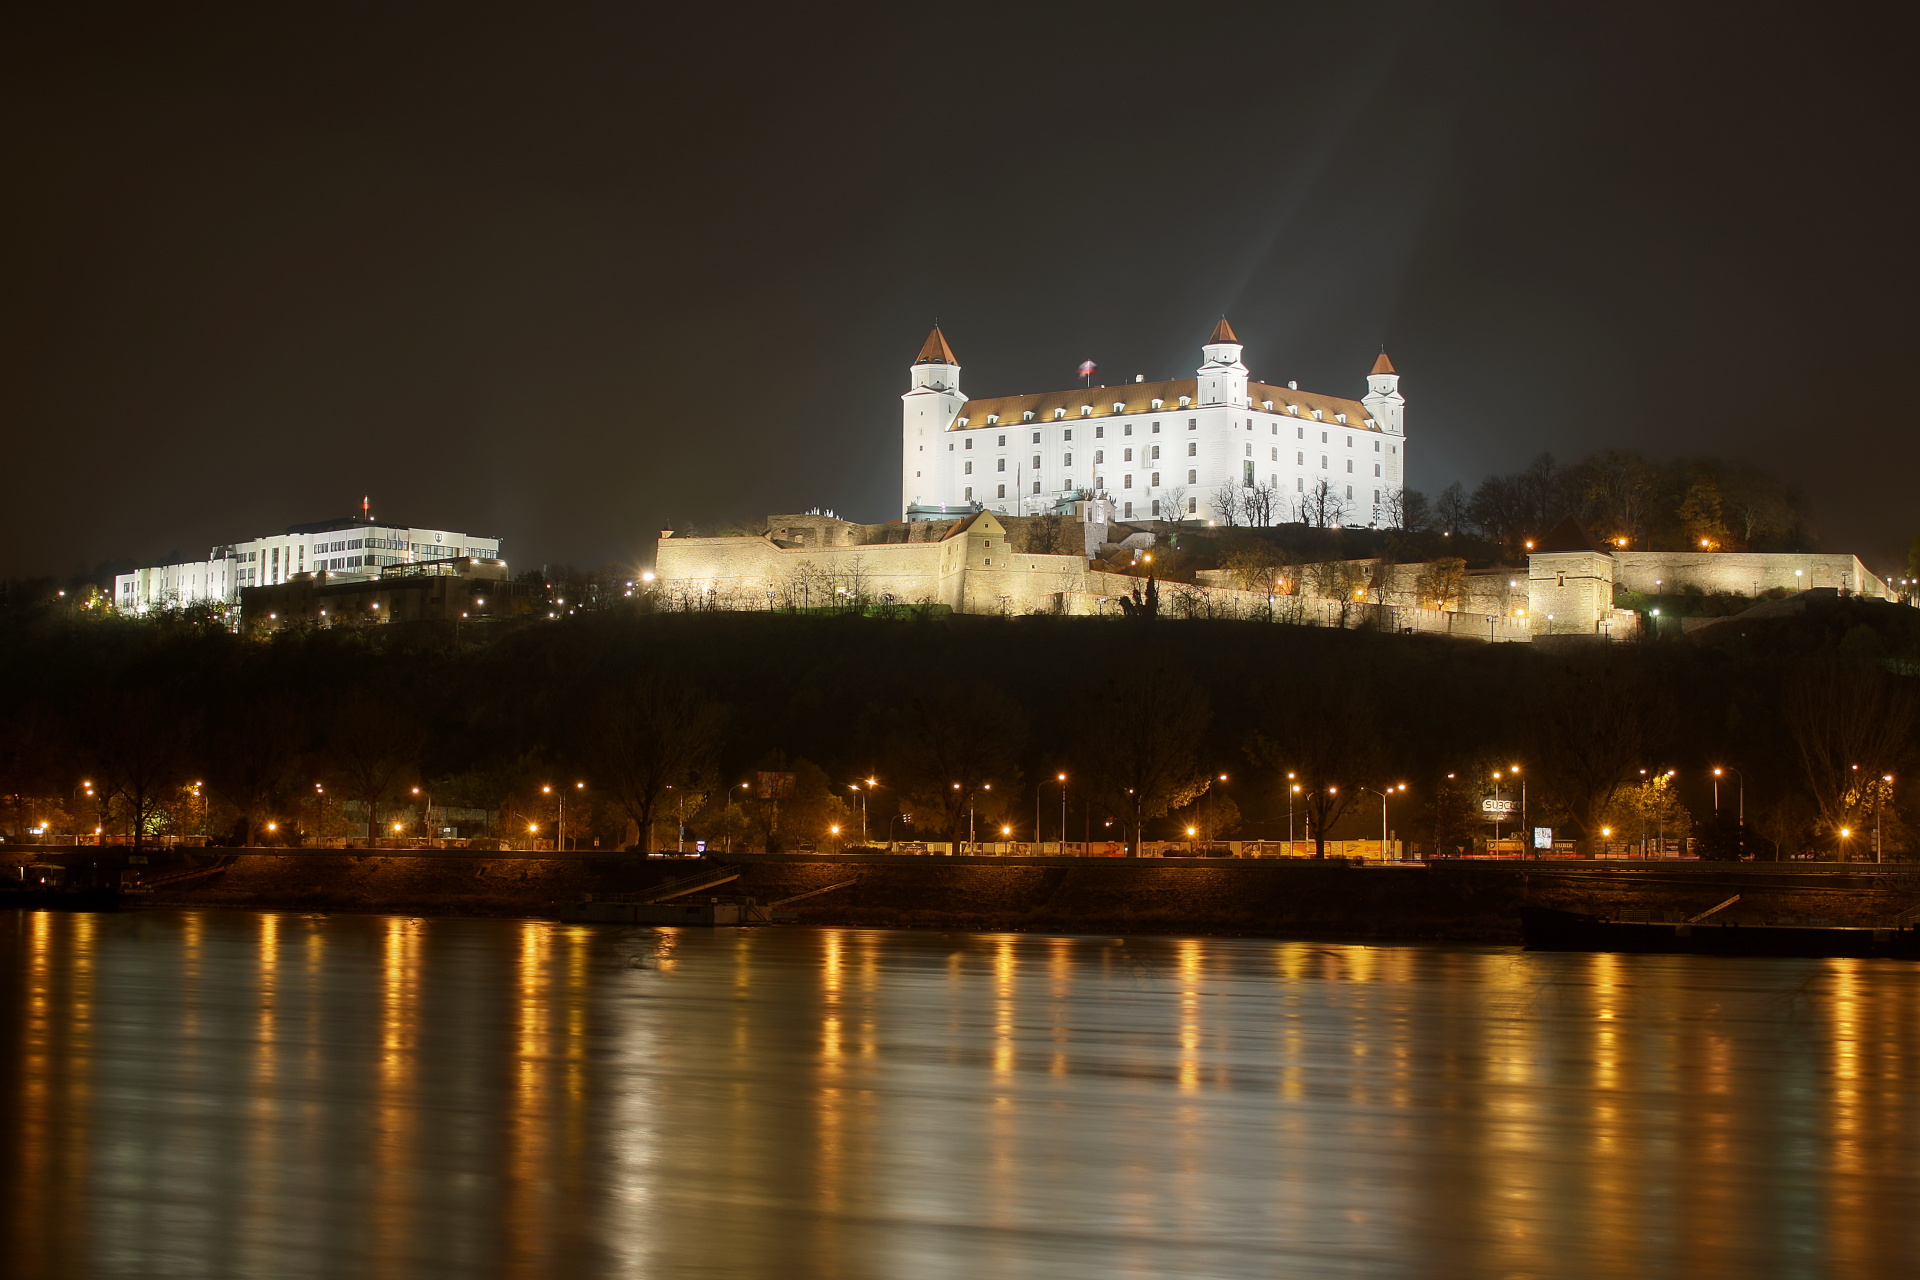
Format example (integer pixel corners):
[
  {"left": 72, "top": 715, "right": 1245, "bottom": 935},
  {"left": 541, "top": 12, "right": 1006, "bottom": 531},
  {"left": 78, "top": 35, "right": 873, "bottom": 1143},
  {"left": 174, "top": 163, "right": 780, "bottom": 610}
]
[
  {"left": 901, "top": 319, "right": 1406, "bottom": 526},
  {"left": 114, "top": 501, "right": 502, "bottom": 614}
]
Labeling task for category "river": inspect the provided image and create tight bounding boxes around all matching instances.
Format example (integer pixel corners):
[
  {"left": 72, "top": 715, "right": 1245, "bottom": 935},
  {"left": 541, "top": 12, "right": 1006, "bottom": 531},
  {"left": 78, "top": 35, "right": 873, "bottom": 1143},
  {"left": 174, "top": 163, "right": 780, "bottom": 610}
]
[{"left": 3, "top": 909, "right": 1916, "bottom": 1278}]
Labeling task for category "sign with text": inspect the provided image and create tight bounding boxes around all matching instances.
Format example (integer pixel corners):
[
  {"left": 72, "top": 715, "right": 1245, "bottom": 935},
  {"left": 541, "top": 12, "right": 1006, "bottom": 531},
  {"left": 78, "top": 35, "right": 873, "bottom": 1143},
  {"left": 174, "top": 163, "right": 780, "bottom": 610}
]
[
  {"left": 1533, "top": 826, "right": 1553, "bottom": 849},
  {"left": 756, "top": 772, "right": 796, "bottom": 800},
  {"left": 1480, "top": 789, "right": 1519, "bottom": 819}
]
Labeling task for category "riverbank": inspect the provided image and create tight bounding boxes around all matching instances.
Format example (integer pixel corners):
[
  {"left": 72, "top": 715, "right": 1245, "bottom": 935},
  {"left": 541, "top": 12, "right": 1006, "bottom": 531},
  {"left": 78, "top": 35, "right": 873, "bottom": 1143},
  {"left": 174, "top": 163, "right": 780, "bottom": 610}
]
[{"left": 11, "top": 848, "right": 1920, "bottom": 941}]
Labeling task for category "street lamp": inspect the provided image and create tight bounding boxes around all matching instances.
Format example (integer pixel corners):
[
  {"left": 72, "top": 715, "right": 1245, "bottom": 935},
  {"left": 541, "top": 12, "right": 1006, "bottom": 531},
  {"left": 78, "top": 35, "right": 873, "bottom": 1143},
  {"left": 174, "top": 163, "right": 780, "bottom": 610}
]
[
  {"left": 1057, "top": 772, "right": 1068, "bottom": 855},
  {"left": 1287, "top": 771, "right": 1299, "bottom": 844},
  {"left": 1878, "top": 775, "right": 1894, "bottom": 863}
]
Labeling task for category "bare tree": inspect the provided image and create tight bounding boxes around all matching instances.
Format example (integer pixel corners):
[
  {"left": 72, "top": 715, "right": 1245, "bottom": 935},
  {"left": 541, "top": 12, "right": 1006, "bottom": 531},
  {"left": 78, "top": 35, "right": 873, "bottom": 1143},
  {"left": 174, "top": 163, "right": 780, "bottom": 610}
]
[
  {"left": 1158, "top": 485, "right": 1187, "bottom": 526},
  {"left": 1247, "top": 660, "right": 1384, "bottom": 858},
  {"left": 1210, "top": 481, "right": 1243, "bottom": 527},
  {"left": 1070, "top": 660, "right": 1212, "bottom": 856},
  {"left": 1435, "top": 481, "right": 1468, "bottom": 536},
  {"left": 590, "top": 676, "right": 725, "bottom": 854},
  {"left": 323, "top": 689, "right": 427, "bottom": 847},
  {"left": 1528, "top": 658, "right": 1667, "bottom": 855},
  {"left": 1295, "top": 478, "right": 1346, "bottom": 529},
  {"left": 85, "top": 687, "right": 194, "bottom": 854},
  {"left": 1240, "top": 483, "right": 1280, "bottom": 528},
  {"left": 887, "top": 682, "right": 1028, "bottom": 847},
  {"left": 1782, "top": 659, "right": 1916, "bottom": 845}
]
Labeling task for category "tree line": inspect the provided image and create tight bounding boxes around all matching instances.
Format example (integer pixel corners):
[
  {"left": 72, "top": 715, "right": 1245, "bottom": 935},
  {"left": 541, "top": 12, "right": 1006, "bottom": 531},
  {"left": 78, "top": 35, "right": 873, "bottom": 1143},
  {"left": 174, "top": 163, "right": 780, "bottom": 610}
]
[{"left": 1, "top": 592, "right": 1916, "bottom": 860}]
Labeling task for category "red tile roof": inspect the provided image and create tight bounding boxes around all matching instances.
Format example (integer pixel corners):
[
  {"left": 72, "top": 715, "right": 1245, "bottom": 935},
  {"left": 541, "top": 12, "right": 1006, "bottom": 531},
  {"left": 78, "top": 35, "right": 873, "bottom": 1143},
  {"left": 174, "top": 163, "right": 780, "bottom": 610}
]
[
  {"left": 1371, "top": 352, "right": 1396, "bottom": 375},
  {"left": 1209, "top": 318, "right": 1239, "bottom": 343},
  {"left": 915, "top": 327, "right": 958, "bottom": 365}
]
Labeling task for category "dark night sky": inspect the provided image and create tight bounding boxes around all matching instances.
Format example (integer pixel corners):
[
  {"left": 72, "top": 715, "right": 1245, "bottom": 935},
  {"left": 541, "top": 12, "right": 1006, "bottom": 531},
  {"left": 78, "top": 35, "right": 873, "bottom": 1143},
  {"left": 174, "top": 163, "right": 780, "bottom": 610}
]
[{"left": 5, "top": 1, "right": 1916, "bottom": 579}]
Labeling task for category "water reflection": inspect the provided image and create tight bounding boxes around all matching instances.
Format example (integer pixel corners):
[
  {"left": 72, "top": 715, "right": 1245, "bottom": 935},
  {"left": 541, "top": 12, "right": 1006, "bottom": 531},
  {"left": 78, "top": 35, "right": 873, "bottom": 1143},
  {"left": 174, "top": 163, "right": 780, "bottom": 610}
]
[{"left": 5, "top": 912, "right": 1920, "bottom": 1278}]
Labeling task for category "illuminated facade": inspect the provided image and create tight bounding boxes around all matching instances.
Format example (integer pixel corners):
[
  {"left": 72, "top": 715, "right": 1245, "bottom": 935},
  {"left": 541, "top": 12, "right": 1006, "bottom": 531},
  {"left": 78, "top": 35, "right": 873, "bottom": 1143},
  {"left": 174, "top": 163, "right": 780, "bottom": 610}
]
[
  {"left": 902, "top": 320, "right": 1407, "bottom": 527},
  {"left": 114, "top": 510, "right": 502, "bottom": 614}
]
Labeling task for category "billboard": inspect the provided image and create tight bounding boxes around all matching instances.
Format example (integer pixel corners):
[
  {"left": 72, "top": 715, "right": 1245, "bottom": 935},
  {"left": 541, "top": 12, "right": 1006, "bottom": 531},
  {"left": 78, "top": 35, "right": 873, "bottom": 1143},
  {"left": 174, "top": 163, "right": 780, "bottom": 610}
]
[
  {"left": 1480, "top": 789, "right": 1519, "bottom": 820},
  {"left": 756, "top": 772, "right": 796, "bottom": 800},
  {"left": 1533, "top": 826, "right": 1553, "bottom": 850}
]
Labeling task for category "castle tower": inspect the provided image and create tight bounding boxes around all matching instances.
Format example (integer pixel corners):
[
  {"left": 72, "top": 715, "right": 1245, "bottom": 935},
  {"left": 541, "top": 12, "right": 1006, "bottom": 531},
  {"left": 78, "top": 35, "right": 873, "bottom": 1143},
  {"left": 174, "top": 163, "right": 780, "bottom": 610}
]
[
  {"left": 1196, "top": 317, "right": 1249, "bottom": 407},
  {"left": 902, "top": 326, "right": 966, "bottom": 518},
  {"left": 1362, "top": 351, "right": 1404, "bottom": 436}
]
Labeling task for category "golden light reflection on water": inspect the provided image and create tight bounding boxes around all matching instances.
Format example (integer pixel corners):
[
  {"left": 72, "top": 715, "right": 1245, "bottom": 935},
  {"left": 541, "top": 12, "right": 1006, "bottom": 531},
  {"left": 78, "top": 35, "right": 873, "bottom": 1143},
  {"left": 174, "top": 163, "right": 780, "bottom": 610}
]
[{"left": 8, "top": 915, "right": 1920, "bottom": 1277}]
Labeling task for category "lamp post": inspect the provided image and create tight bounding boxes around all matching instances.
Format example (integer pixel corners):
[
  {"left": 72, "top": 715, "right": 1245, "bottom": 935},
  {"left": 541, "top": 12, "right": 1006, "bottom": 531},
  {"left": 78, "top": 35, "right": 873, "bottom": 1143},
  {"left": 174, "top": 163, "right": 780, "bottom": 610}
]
[
  {"left": 1287, "top": 772, "right": 1299, "bottom": 845},
  {"left": 1058, "top": 772, "right": 1068, "bottom": 856},
  {"left": 1879, "top": 775, "right": 1894, "bottom": 863},
  {"left": 1361, "top": 785, "right": 1407, "bottom": 861},
  {"left": 412, "top": 785, "right": 432, "bottom": 842}
]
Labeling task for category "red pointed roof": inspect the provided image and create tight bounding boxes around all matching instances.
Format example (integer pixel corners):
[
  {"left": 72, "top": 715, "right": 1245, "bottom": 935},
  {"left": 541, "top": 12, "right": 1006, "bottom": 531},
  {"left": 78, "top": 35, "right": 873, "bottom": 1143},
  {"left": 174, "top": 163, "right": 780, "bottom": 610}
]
[
  {"left": 1370, "top": 352, "right": 1396, "bottom": 375},
  {"left": 1208, "top": 318, "right": 1238, "bottom": 344},
  {"left": 914, "top": 327, "right": 958, "bottom": 365}
]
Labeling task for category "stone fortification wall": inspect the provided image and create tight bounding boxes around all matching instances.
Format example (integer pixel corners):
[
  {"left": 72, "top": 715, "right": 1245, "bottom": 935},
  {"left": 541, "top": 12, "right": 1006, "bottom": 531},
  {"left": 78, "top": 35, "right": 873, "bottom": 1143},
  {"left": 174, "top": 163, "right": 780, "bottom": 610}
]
[
  {"left": 655, "top": 533, "right": 968, "bottom": 609},
  {"left": 1613, "top": 551, "right": 1884, "bottom": 598}
]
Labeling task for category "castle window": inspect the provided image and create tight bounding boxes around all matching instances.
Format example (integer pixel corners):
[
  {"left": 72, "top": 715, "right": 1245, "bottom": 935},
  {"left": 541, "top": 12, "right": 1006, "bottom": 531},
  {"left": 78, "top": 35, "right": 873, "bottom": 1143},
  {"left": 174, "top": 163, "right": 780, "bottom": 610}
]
[
  {"left": 1188, "top": 418, "right": 1196, "bottom": 429},
  {"left": 997, "top": 459, "right": 1006, "bottom": 472},
  {"left": 1178, "top": 396, "right": 1191, "bottom": 408},
  {"left": 965, "top": 487, "right": 973, "bottom": 499},
  {"left": 958, "top": 417, "right": 969, "bottom": 427},
  {"left": 965, "top": 461, "right": 973, "bottom": 473},
  {"left": 1321, "top": 431, "right": 1328, "bottom": 444},
  {"left": 1023, "top": 411, "right": 1034, "bottom": 422},
  {"left": 965, "top": 439, "right": 973, "bottom": 449},
  {"left": 998, "top": 435, "right": 1006, "bottom": 446},
  {"left": 1558, "top": 572, "right": 1567, "bottom": 587},
  {"left": 1054, "top": 408, "right": 1066, "bottom": 419},
  {"left": 1271, "top": 447, "right": 1277, "bottom": 461},
  {"left": 1152, "top": 472, "right": 1161, "bottom": 486},
  {"left": 986, "top": 415, "right": 997, "bottom": 425},
  {"left": 1152, "top": 500, "right": 1161, "bottom": 516},
  {"left": 1187, "top": 469, "right": 1196, "bottom": 484},
  {"left": 997, "top": 485, "right": 1006, "bottom": 498},
  {"left": 1080, "top": 405, "right": 1093, "bottom": 416},
  {"left": 1032, "top": 481, "right": 1040, "bottom": 494},
  {"left": 1374, "top": 464, "right": 1381, "bottom": 477},
  {"left": 1188, "top": 497, "right": 1197, "bottom": 514},
  {"left": 949, "top": 443, "right": 954, "bottom": 451},
  {"left": 1124, "top": 474, "right": 1133, "bottom": 489},
  {"left": 1186, "top": 442, "right": 1196, "bottom": 457},
  {"left": 1375, "top": 440, "right": 1381, "bottom": 451},
  {"left": 1064, "top": 429, "right": 1072, "bottom": 441},
  {"left": 1123, "top": 448, "right": 1132, "bottom": 462},
  {"left": 1346, "top": 485, "right": 1353, "bottom": 499},
  {"left": 1031, "top": 453, "right": 1040, "bottom": 468},
  {"left": 1151, "top": 445, "right": 1160, "bottom": 460},
  {"left": 1246, "top": 444, "right": 1253, "bottom": 457},
  {"left": 1297, "top": 426, "right": 1304, "bottom": 439},
  {"left": 1152, "top": 421, "right": 1161, "bottom": 433},
  {"left": 1064, "top": 453, "right": 1073, "bottom": 466},
  {"left": 1346, "top": 460, "right": 1353, "bottom": 473},
  {"left": 1032, "top": 431, "right": 1041, "bottom": 444},
  {"left": 1296, "top": 477, "right": 1304, "bottom": 492},
  {"left": 1124, "top": 423, "right": 1133, "bottom": 435},
  {"left": 1095, "top": 426, "right": 1104, "bottom": 438},
  {"left": 1113, "top": 402, "right": 1125, "bottom": 413},
  {"left": 1094, "top": 450, "right": 1104, "bottom": 464},
  {"left": 1373, "top": 490, "right": 1380, "bottom": 504},
  {"left": 1151, "top": 399, "right": 1163, "bottom": 409},
  {"left": 1321, "top": 456, "right": 1328, "bottom": 469},
  {"left": 1346, "top": 435, "right": 1353, "bottom": 447},
  {"left": 1124, "top": 502, "right": 1134, "bottom": 518}
]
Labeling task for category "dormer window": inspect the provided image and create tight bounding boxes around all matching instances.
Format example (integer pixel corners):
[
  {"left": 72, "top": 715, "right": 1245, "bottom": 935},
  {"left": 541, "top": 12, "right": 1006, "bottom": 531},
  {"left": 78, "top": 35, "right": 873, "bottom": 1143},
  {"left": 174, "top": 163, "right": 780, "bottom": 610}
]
[
  {"left": 957, "top": 417, "right": 970, "bottom": 427},
  {"left": 1023, "top": 411, "right": 1034, "bottom": 422},
  {"left": 1151, "top": 398, "right": 1163, "bottom": 409},
  {"left": 1262, "top": 400, "right": 1273, "bottom": 410},
  {"left": 986, "top": 414, "right": 998, "bottom": 425},
  {"left": 1178, "top": 396, "right": 1191, "bottom": 408},
  {"left": 1364, "top": 418, "right": 1375, "bottom": 428},
  {"left": 1112, "top": 402, "right": 1125, "bottom": 413},
  {"left": 1053, "top": 407, "right": 1066, "bottom": 419},
  {"left": 1336, "top": 413, "right": 1347, "bottom": 424},
  {"left": 1286, "top": 405, "right": 1298, "bottom": 415},
  {"left": 1080, "top": 405, "right": 1093, "bottom": 416},
  {"left": 1311, "top": 409, "right": 1324, "bottom": 421}
]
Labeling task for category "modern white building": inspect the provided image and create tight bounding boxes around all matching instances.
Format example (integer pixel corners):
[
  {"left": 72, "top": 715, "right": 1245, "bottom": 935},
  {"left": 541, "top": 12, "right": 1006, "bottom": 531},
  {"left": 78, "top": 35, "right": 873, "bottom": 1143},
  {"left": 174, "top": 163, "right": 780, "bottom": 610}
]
[
  {"left": 114, "top": 504, "right": 502, "bottom": 614},
  {"left": 901, "top": 320, "right": 1406, "bottom": 526}
]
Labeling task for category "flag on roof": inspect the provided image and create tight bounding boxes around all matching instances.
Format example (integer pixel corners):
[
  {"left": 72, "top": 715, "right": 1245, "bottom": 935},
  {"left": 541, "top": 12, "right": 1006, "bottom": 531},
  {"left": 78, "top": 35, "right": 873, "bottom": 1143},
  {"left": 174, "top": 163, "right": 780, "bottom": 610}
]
[{"left": 1077, "top": 360, "right": 1097, "bottom": 383}]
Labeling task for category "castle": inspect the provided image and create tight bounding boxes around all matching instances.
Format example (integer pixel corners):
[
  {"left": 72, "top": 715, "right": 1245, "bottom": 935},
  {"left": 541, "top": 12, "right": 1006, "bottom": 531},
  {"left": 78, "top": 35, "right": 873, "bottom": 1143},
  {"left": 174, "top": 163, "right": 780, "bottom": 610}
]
[
  {"left": 902, "top": 320, "right": 1405, "bottom": 527},
  {"left": 652, "top": 321, "right": 1889, "bottom": 639}
]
